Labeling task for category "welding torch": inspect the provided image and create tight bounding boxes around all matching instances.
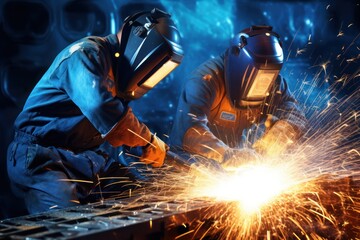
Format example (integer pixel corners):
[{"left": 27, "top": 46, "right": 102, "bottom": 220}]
[{"left": 165, "top": 150, "right": 193, "bottom": 172}]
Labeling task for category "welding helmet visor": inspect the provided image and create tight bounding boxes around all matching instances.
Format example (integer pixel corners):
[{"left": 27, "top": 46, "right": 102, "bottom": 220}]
[
  {"left": 115, "top": 8, "right": 183, "bottom": 100},
  {"left": 225, "top": 25, "right": 283, "bottom": 108}
]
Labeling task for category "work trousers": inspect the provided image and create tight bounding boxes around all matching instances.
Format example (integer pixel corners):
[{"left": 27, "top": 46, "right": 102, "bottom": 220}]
[{"left": 7, "top": 131, "right": 137, "bottom": 214}]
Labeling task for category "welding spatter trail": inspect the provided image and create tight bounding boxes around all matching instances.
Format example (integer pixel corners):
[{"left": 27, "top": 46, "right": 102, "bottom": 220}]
[{"left": 142, "top": 88, "right": 360, "bottom": 239}]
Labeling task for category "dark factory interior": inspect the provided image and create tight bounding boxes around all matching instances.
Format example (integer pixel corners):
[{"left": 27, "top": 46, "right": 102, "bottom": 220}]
[{"left": 0, "top": 0, "right": 359, "bottom": 239}]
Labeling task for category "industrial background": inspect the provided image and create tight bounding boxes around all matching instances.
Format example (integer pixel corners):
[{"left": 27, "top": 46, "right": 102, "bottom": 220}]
[{"left": 0, "top": 0, "right": 359, "bottom": 221}]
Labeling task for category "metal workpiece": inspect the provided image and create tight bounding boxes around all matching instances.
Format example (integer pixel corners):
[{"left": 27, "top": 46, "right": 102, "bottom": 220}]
[
  {"left": 0, "top": 176, "right": 359, "bottom": 239},
  {"left": 0, "top": 197, "right": 221, "bottom": 240}
]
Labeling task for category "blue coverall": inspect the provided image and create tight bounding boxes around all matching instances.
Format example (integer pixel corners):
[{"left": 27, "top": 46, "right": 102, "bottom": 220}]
[
  {"left": 7, "top": 34, "right": 152, "bottom": 214},
  {"left": 170, "top": 51, "right": 307, "bottom": 162}
]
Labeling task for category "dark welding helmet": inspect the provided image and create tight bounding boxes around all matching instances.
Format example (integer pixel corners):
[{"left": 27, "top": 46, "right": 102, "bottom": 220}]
[
  {"left": 115, "top": 8, "right": 183, "bottom": 100},
  {"left": 224, "top": 25, "right": 283, "bottom": 108}
]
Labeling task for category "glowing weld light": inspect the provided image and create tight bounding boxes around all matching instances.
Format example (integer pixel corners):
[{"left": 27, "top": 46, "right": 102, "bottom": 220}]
[
  {"left": 189, "top": 162, "right": 298, "bottom": 215},
  {"left": 229, "top": 165, "right": 292, "bottom": 213}
]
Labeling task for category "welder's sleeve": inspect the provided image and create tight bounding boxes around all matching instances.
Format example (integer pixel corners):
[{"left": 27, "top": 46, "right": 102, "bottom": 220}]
[
  {"left": 102, "top": 107, "right": 152, "bottom": 147},
  {"left": 271, "top": 77, "right": 307, "bottom": 136},
  {"left": 171, "top": 72, "right": 229, "bottom": 163},
  {"left": 183, "top": 124, "right": 229, "bottom": 162},
  {"left": 253, "top": 77, "right": 307, "bottom": 157},
  {"left": 252, "top": 120, "right": 298, "bottom": 157},
  {"left": 62, "top": 47, "right": 151, "bottom": 147}
]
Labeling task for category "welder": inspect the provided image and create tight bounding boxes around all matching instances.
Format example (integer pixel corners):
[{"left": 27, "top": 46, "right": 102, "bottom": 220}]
[
  {"left": 7, "top": 8, "right": 183, "bottom": 214},
  {"left": 170, "top": 25, "right": 307, "bottom": 170}
]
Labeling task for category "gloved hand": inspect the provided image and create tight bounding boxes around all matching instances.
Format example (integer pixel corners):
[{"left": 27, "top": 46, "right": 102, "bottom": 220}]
[
  {"left": 140, "top": 134, "right": 168, "bottom": 167},
  {"left": 103, "top": 107, "right": 152, "bottom": 147},
  {"left": 221, "top": 148, "right": 260, "bottom": 171},
  {"left": 253, "top": 120, "right": 298, "bottom": 158}
]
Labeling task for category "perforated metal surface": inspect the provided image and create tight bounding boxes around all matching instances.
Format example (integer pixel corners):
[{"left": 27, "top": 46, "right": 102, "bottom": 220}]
[
  {"left": 1, "top": 176, "right": 359, "bottom": 239},
  {"left": 0, "top": 197, "right": 220, "bottom": 240}
]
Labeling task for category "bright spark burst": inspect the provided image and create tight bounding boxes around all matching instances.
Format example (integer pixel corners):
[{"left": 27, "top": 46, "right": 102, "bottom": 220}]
[
  {"left": 337, "top": 30, "right": 344, "bottom": 37},
  {"left": 296, "top": 47, "right": 306, "bottom": 56},
  {"left": 188, "top": 161, "right": 299, "bottom": 214},
  {"left": 80, "top": 4, "right": 360, "bottom": 238},
  {"left": 320, "top": 61, "right": 330, "bottom": 75},
  {"left": 146, "top": 110, "right": 359, "bottom": 238},
  {"left": 136, "top": 38, "right": 360, "bottom": 238}
]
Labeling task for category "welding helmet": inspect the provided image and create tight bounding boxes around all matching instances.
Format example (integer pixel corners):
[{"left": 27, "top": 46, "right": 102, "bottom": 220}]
[
  {"left": 115, "top": 8, "right": 183, "bottom": 100},
  {"left": 224, "top": 25, "right": 283, "bottom": 108}
]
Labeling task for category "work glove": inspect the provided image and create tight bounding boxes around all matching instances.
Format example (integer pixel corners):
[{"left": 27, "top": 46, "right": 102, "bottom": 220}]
[
  {"left": 140, "top": 134, "right": 168, "bottom": 168},
  {"left": 253, "top": 120, "right": 298, "bottom": 158},
  {"left": 221, "top": 148, "right": 261, "bottom": 171}
]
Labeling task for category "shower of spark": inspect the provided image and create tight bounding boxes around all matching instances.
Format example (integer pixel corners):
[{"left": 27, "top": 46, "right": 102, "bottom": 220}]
[
  {"left": 187, "top": 160, "right": 301, "bottom": 215},
  {"left": 136, "top": 39, "right": 360, "bottom": 239},
  {"left": 80, "top": 3, "right": 360, "bottom": 238},
  {"left": 320, "top": 61, "right": 330, "bottom": 75},
  {"left": 141, "top": 93, "right": 360, "bottom": 238}
]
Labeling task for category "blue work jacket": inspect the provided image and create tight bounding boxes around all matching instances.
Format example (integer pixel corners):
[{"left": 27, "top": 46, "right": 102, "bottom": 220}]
[{"left": 14, "top": 34, "right": 125, "bottom": 151}]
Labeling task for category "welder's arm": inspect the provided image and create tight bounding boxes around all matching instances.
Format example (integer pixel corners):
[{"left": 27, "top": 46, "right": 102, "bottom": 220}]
[
  {"left": 140, "top": 134, "right": 168, "bottom": 168},
  {"left": 253, "top": 77, "right": 307, "bottom": 157},
  {"left": 183, "top": 124, "right": 229, "bottom": 162},
  {"left": 63, "top": 48, "right": 166, "bottom": 167},
  {"left": 183, "top": 126, "right": 260, "bottom": 167},
  {"left": 103, "top": 107, "right": 167, "bottom": 167},
  {"left": 252, "top": 120, "right": 299, "bottom": 157},
  {"left": 221, "top": 147, "right": 260, "bottom": 171},
  {"left": 272, "top": 79, "right": 307, "bottom": 135},
  {"left": 102, "top": 107, "right": 152, "bottom": 147},
  {"left": 173, "top": 71, "right": 230, "bottom": 163}
]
